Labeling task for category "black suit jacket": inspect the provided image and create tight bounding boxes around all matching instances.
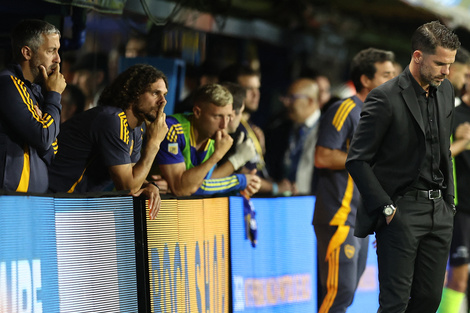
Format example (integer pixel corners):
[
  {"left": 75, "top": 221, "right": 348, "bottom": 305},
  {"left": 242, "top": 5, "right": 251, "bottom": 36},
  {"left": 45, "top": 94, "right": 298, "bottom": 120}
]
[{"left": 346, "top": 67, "right": 455, "bottom": 237}]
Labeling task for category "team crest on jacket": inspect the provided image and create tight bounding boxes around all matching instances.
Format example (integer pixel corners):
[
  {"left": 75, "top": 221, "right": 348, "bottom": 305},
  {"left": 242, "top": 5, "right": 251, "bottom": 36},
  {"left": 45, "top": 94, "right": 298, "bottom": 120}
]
[
  {"left": 168, "top": 143, "right": 178, "bottom": 155},
  {"left": 344, "top": 244, "right": 355, "bottom": 259}
]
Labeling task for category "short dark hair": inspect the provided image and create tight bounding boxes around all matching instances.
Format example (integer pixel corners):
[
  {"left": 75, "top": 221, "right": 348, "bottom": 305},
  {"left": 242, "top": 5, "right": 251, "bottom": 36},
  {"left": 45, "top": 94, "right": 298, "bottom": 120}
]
[
  {"left": 220, "top": 82, "right": 246, "bottom": 113},
  {"left": 11, "top": 19, "right": 60, "bottom": 62},
  {"left": 455, "top": 47, "right": 470, "bottom": 65},
  {"left": 411, "top": 21, "right": 460, "bottom": 55},
  {"left": 98, "top": 64, "right": 168, "bottom": 110},
  {"left": 350, "top": 47, "right": 395, "bottom": 92}
]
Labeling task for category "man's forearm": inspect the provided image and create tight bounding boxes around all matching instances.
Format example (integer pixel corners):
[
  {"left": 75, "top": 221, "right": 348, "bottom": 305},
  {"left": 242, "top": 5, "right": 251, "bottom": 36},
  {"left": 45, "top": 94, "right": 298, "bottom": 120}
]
[
  {"left": 193, "top": 174, "right": 247, "bottom": 195},
  {"left": 129, "top": 144, "right": 160, "bottom": 192},
  {"left": 315, "top": 147, "right": 348, "bottom": 170},
  {"left": 451, "top": 138, "right": 470, "bottom": 157},
  {"left": 172, "top": 154, "right": 221, "bottom": 196},
  {"left": 211, "top": 160, "right": 235, "bottom": 178}
]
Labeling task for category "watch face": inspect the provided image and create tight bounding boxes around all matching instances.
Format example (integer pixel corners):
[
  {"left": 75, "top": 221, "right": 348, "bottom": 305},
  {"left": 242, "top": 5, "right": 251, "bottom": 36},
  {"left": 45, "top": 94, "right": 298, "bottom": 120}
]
[{"left": 384, "top": 206, "right": 394, "bottom": 216}]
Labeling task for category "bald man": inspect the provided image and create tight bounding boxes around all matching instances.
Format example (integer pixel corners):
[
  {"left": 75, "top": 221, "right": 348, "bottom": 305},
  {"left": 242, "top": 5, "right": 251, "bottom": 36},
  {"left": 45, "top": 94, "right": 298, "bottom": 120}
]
[
  {"left": 285, "top": 79, "right": 321, "bottom": 194},
  {"left": 265, "top": 78, "right": 320, "bottom": 195}
]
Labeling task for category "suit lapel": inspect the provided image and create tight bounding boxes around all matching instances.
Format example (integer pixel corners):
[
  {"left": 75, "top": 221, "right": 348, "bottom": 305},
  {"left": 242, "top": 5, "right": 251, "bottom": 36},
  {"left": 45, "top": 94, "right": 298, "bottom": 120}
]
[
  {"left": 400, "top": 74, "right": 425, "bottom": 135},
  {"left": 436, "top": 87, "right": 447, "bottom": 136},
  {"left": 436, "top": 84, "right": 451, "bottom": 155}
]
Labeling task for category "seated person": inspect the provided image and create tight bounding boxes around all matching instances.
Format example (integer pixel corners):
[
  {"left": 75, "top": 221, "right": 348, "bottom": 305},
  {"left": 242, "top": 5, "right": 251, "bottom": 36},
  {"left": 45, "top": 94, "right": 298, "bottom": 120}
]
[
  {"left": 216, "top": 81, "right": 256, "bottom": 170},
  {"left": 155, "top": 83, "right": 261, "bottom": 196},
  {"left": 60, "top": 84, "right": 85, "bottom": 123},
  {"left": 48, "top": 64, "right": 169, "bottom": 218},
  {"left": 219, "top": 63, "right": 294, "bottom": 195}
]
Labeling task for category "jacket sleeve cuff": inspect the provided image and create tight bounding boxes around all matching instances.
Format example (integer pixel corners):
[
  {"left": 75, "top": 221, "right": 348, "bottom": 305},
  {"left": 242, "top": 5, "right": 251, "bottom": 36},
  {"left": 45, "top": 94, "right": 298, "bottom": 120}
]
[{"left": 445, "top": 194, "right": 455, "bottom": 205}]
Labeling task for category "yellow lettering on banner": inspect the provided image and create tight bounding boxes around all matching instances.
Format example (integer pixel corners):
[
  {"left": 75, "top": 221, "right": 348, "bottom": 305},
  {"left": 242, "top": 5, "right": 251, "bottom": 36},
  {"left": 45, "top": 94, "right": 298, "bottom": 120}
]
[
  {"left": 278, "top": 277, "right": 286, "bottom": 303},
  {"left": 266, "top": 277, "right": 277, "bottom": 305},
  {"left": 244, "top": 274, "right": 312, "bottom": 308},
  {"left": 146, "top": 198, "right": 230, "bottom": 312},
  {"left": 245, "top": 278, "right": 254, "bottom": 306},
  {"left": 253, "top": 279, "right": 265, "bottom": 306}
]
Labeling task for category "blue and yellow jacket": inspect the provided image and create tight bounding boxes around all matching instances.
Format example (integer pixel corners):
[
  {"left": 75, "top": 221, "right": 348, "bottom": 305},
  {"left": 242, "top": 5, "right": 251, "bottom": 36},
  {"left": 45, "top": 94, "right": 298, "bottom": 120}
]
[
  {"left": 156, "top": 113, "right": 247, "bottom": 195},
  {"left": 0, "top": 64, "right": 61, "bottom": 193}
]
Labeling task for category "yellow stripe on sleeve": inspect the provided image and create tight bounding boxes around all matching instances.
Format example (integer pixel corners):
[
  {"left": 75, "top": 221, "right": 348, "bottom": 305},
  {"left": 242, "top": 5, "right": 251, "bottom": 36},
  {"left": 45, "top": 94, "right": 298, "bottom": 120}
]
[
  {"left": 11, "top": 76, "right": 57, "bottom": 129},
  {"left": 167, "top": 124, "right": 183, "bottom": 143},
  {"left": 118, "top": 112, "right": 130, "bottom": 144},
  {"left": 16, "top": 144, "right": 30, "bottom": 192},
  {"left": 200, "top": 176, "right": 239, "bottom": 191},
  {"left": 332, "top": 99, "right": 356, "bottom": 132}
]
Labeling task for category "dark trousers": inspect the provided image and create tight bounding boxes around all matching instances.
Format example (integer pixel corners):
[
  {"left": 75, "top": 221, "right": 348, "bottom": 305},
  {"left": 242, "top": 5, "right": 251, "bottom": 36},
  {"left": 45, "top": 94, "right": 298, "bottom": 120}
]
[
  {"left": 375, "top": 195, "right": 454, "bottom": 313},
  {"left": 315, "top": 224, "right": 369, "bottom": 313}
]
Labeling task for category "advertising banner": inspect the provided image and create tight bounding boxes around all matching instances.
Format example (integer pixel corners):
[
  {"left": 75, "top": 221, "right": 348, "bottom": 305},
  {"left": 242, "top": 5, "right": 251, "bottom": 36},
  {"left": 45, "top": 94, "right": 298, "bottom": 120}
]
[
  {"left": 229, "top": 196, "right": 317, "bottom": 313},
  {"left": 54, "top": 197, "right": 138, "bottom": 312},
  {"left": 0, "top": 194, "right": 138, "bottom": 313},
  {"left": 0, "top": 196, "right": 57, "bottom": 313},
  {"left": 146, "top": 197, "right": 230, "bottom": 313}
]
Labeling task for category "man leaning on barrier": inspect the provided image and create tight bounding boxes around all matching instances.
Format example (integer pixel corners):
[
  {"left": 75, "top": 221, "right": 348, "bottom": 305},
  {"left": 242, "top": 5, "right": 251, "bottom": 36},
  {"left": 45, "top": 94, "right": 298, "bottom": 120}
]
[
  {"left": 48, "top": 64, "right": 168, "bottom": 218},
  {"left": 154, "top": 83, "right": 261, "bottom": 197}
]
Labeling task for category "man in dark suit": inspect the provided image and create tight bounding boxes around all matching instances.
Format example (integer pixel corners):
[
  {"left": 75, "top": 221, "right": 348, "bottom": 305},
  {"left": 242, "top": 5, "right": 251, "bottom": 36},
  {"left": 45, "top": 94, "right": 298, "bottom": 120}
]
[{"left": 346, "top": 21, "right": 460, "bottom": 313}]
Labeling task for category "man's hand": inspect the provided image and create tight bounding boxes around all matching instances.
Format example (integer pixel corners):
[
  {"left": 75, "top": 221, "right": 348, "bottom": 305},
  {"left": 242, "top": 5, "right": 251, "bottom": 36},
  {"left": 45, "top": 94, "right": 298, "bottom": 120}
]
[
  {"left": 150, "top": 175, "right": 170, "bottom": 194},
  {"left": 34, "top": 104, "right": 43, "bottom": 119},
  {"left": 146, "top": 102, "right": 168, "bottom": 146},
  {"left": 213, "top": 129, "right": 233, "bottom": 160},
  {"left": 132, "top": 183, "right": 161, "bottom": 220},
  {"left": 228, "top": 132, "right": 256, "bottom": 170},
  {"left": 278, "top": 178, "right": 297, "bottom": 196},
  {"left": 244, "top": 169, "right": 261, "bottom": 196},
  {"left": 385, "top": 207, "right": 397, "bottom": 225},
  {"left": 39, "top": 64, "right": 66, "bottom": 94}
]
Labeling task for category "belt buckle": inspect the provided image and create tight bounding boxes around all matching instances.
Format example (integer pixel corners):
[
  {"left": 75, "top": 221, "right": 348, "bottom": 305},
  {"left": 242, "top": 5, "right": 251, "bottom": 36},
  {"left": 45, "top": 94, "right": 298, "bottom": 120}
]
[{"left": 428, "top": 190, "right": 441, "bottom": 199}]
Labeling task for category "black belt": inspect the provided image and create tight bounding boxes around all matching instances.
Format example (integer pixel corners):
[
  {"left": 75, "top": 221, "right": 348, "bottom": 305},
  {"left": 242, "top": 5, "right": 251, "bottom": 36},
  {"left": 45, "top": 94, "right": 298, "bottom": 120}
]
[{"left": 403, "top": 189, "right": 442, "bottom": 200}]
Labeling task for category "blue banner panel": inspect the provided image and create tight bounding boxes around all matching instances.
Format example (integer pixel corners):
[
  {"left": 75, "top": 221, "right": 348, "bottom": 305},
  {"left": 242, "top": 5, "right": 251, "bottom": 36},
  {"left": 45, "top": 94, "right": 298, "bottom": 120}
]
[
  {"left": 229, "top": 196, "right": 317, "bottom": 313},
  {"left": 0, "top": 195, "right": 58, "bottom": 313},
  {"left": 0, "top": 194, "right": 138, "bottom": 313}
]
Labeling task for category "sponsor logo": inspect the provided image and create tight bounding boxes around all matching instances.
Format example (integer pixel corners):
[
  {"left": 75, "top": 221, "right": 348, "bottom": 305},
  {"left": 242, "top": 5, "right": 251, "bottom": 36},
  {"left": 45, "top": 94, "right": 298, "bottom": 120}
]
[
  {"left": 168, "top": 143, "right": 178, "bottom": 155},
  {"left": 344, "top": 244, "right": 355, "bottom": 259}
]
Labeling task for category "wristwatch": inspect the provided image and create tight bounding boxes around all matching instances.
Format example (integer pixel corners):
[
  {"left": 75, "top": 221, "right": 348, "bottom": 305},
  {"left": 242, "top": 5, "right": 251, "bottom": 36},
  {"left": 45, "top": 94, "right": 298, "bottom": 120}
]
[{"left": 383, "top": 204, "right": 396, "bottom": 217}]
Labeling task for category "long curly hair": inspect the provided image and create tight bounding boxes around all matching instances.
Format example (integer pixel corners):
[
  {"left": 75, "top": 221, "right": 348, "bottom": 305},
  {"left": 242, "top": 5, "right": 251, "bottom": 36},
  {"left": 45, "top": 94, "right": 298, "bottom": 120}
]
[{"left": 98, "top": 64, "right": 168, "bottom": 110}]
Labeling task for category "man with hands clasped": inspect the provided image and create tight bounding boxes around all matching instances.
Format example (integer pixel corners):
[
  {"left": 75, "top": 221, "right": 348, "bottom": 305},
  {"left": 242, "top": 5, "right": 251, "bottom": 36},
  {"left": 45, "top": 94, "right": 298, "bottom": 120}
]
[{"left": 0, "top": 19, "right": 66, "bottom": 193}]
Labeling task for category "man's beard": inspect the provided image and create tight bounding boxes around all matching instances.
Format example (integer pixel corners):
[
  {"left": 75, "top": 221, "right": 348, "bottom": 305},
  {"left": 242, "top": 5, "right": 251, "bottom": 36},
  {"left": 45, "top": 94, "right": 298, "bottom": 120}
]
[
  {"left": 429, "top": 79, "right": 443, "bottom": 88},
  {"left": 133, "top": 104, "right": 157, "bottom": 123},
  {"left": 29, "top": 60, "right": 42, "bottom": 84},
  {"left": 421, "top": 66, "right": 444, "bottom": 88},
  {"left": 144, "top": 112, "right": 157, "bottom": 122}
]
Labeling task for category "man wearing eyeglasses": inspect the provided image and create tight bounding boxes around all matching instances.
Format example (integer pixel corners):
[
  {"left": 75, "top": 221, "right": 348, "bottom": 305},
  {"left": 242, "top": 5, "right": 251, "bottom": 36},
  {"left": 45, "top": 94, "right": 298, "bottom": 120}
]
[
  {"left": 265, "top": 78, "right": 320, "bottom": 195},
  {"left": 313, "top": 48, "right": 395, "bottom": 313}
]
